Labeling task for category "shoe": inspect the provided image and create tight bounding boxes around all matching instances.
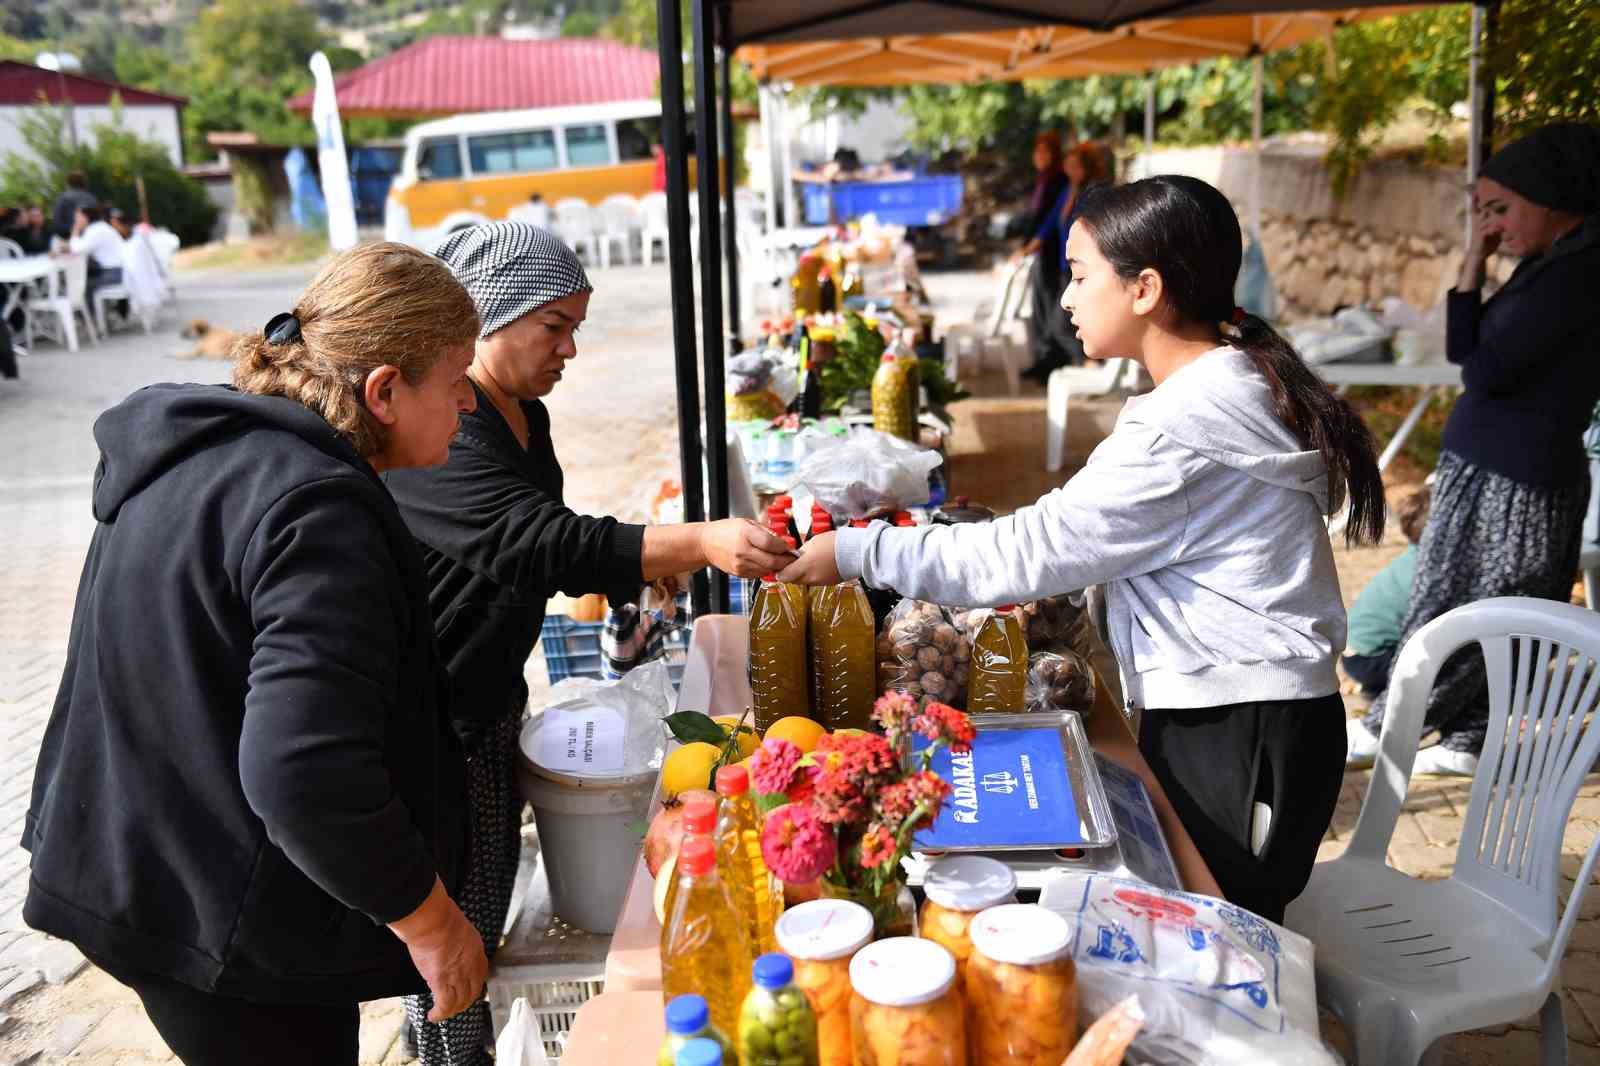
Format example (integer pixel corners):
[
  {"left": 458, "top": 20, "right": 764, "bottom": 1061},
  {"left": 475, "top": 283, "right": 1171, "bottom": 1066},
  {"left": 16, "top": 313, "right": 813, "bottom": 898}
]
[
  {"left": 1411, "top": 744, "right": 1479, "bottom": 777},
  {"left": 1345, "top": 717, "right": 1380, "bottom": 769}
]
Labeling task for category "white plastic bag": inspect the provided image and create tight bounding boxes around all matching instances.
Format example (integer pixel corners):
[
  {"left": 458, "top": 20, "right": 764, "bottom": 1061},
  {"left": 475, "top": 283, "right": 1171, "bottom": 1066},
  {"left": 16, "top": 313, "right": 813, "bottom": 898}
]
[
  {"left": 795, "top": 427, "right": 942, "bottom": 519},
  {"left": 1040, "top": 873, "right": 1337, "bottom": 1066},
  {"left": 494, "top": 997, "right": 553, "bottom": 1066},
  {"left": 526, "top": 659, "right": 672, "bottom": 779}
]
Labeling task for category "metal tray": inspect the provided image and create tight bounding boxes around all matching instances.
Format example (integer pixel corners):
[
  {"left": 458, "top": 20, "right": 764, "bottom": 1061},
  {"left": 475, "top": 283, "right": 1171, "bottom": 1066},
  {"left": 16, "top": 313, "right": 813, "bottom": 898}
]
[{"left": 911, "top": 711, "right": 1117, "bottom": 853}]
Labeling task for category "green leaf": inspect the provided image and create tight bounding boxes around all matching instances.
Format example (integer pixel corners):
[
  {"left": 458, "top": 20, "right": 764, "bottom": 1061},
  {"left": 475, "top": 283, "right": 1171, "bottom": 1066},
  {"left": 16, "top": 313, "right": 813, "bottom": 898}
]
[{"left": 662, "top": 711, "right": 728, "bottom": 746}]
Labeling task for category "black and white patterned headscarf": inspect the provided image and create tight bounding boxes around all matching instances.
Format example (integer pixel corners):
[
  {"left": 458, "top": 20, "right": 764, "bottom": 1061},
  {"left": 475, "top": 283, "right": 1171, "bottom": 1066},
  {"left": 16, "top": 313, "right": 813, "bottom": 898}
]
[{"left": 432, "top": 221, "right": 593, "bottom": 339}]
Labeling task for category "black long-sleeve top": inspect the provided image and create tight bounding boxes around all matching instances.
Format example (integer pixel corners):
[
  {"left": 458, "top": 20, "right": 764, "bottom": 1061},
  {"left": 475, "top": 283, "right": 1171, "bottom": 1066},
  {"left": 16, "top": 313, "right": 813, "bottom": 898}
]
[
  {"left": 385, "top": 380, "right": 646, "bottom": 742},
  {"left": 1439, "top": 217, "right": 1600, "bottom": 487}
]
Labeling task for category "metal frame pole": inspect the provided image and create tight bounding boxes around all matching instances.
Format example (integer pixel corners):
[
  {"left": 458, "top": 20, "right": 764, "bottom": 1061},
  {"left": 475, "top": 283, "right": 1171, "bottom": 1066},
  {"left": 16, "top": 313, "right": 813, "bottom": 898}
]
[
  {"left": 693, "top": 0, "right": 732, "bottom": 614},
  {"left": 1142, "top": 73, "right": 1155, "bottom": 180},
  {"left": 658, "top": 0, "right": 711, "bottom": 617},
  {"left": 719, "top": 7, "right": 743, "bottom": 352}
]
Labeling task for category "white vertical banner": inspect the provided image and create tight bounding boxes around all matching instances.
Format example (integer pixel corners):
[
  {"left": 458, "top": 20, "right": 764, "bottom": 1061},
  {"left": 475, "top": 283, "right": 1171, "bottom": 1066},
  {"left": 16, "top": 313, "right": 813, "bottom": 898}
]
[{"left": 309, "top": 52, "right": 359, "bottom": 251}]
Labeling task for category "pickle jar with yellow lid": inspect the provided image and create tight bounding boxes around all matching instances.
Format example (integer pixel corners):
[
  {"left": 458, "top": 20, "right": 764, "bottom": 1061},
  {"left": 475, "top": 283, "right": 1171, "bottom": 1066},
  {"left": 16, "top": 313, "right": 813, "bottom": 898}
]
[
  {"left": 919, "top": 855, "right": 1017, "bottom": 984},
  {"left": 848, "top": 937, "right": 967, "bottom": 1066},
  {"left": 775, "top": 899, "right": 874, "bottom": 1066},
  {"left": 964, "top": 904, "right": 1078, "bottom": 1065}
]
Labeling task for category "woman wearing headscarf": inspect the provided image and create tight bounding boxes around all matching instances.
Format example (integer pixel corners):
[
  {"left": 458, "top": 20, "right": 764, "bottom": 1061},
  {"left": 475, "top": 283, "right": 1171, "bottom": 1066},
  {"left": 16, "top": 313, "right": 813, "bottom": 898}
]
[
  {"left": 384, "top": 222, "right": 790, "bottom": 1064},
  {"left": 1350, "top": 123, "right": 1600, "bottom": 776},
  {"left": 23, "top": 244, "right": 487, "bottom": 1064},
  {"left": 1021, "top": 142, "right": 1111, "bottom": 382}
]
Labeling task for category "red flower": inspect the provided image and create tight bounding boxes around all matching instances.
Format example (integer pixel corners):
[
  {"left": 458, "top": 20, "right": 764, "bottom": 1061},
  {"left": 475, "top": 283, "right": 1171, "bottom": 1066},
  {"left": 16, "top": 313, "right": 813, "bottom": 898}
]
[
  {"left": 856, "top": 823, "right": 898, "bottom": 871},
  {"left": 913, "top": 702, "right": 976, "bottom": 753},
  {"left": 874, "top": 780, "right": 917, "bottom": 833},
  {"left": 750, "top": 738, "right": 804, "bottom": 797},
  {"left": 811, "top": 732, "right": 900, "bottom": 826},
  {"left": 760, "top": 803, "right": 837, "bottom": 883},
  {"left": 872, "top": 690, "right": 918, "bottom": 735},
  {"left": 903, "top": 770, "right": 952, "bottom": 825}
]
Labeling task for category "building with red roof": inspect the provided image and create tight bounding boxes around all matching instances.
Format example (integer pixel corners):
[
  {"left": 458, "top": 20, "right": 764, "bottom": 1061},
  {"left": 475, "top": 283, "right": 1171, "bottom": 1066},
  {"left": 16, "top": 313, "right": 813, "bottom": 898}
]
[
  {"left": 0, "top": 60, "right": 187, "bottom": 168},
  {"left": 287, "top": 36, "right": 660, "bottom": 119}
]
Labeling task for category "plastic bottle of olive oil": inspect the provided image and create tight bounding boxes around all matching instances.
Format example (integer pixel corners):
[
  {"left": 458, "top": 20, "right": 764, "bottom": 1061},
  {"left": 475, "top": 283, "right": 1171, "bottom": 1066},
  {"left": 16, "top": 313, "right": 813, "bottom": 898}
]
[{"left": 662, "top": 836, "right": 754, "bottom": 1043}]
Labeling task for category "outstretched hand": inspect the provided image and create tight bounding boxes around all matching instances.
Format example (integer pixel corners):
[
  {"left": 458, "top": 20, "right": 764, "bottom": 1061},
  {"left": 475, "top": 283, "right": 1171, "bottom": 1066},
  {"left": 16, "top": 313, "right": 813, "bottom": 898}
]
[
  {"left": 776, "top": 530, "right": 843, "bottom": 586},
  {"left": 700, "top": 518, "right": 793, "bottom": 579}
]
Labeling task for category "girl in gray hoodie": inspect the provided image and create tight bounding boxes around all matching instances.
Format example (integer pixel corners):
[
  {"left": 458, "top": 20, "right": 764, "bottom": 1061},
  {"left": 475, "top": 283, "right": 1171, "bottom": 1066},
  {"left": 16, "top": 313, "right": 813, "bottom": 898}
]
[{"left": 782, "top": 175, "right": 1385, "bottom": 922}]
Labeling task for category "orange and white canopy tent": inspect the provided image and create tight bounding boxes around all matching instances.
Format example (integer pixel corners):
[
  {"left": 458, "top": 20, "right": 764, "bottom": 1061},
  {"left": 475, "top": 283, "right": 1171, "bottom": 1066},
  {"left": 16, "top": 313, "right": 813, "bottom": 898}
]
[{"left": 738, "top": 9, "right": 1406, "bottom": 87}]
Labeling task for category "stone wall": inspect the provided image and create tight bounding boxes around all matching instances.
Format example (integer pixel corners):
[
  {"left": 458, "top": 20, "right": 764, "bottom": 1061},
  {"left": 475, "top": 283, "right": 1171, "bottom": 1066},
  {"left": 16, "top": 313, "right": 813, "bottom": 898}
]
[{"left": 1134, "top": 143, "right": 1513, "bottom": 319}]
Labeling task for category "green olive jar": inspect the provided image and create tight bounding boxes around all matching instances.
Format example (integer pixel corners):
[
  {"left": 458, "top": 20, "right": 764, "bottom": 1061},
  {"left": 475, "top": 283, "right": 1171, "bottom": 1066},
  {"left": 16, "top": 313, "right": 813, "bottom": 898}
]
[{"left": 739, "top": 953, "right": 820, "bottom": 1066}]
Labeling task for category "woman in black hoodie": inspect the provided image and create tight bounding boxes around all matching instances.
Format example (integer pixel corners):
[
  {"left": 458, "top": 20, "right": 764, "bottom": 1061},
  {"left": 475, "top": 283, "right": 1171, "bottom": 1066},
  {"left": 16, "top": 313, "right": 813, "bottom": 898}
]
[{"left": 23, "top": 243, "right": 488, "bottom": 1065}]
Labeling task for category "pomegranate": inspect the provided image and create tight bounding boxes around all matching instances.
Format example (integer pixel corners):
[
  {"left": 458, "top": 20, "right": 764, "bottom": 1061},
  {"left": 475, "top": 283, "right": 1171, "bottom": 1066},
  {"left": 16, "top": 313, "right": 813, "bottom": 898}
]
[{"left": 643, "top": 789, "right": 716, "bottom": 878}]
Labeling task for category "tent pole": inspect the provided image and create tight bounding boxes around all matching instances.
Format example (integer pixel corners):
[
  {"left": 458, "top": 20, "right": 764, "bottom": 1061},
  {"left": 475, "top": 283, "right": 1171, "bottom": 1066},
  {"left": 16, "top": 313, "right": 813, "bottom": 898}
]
[
  {"left": 1250, "top": 50, "right": 1264, "bottom": 242},
  {"left": 719, "top": 10, "right": 743, "bottom": 353},
  {"left": 693, "top": 0, "right": 732, "bottom": 614},
  {"left": 658, "top": 0, "right": 710, "bottom": 616},
  {"left": 1143, "top": 73, "right": 1155, "bottom": 181}
]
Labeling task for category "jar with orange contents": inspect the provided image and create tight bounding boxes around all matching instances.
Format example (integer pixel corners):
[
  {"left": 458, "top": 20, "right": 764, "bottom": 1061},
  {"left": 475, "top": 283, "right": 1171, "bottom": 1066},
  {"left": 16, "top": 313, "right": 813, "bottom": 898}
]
[
  {"left": 848, "top": 937, "right": 967, "bottom": 1066},
  {"left": 964, "top": 904, "right": 1078, "bottom": 1065},
  {"left": 918, "top": 855, "right": 1016, "bottom": 985},
  {"left": 775, "top": 899, "right": 874, "bottom": 1066}
]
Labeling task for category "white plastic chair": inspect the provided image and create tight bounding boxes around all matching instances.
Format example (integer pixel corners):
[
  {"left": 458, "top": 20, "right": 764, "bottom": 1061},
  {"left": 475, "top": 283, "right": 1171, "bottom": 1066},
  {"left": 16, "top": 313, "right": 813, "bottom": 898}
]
[
  {"left": 94, "top": 234, "right": 163, "bottom": 336},
  {"left": 25, "top": 255, "right": 98, "bottom": 352},
  {"left": 1580, "top": 428, "right": 1600, "bottom": 610},
  {"left": 1044, "top": 358, "right": 1139, "bottom": 472},
  {"left": 552, "top": 197, "right": 600, "bottom": 265},
  {"left": 597, "top": 193, "right": 641, "bottom": 268},
  {"left": 147, "top": 229, "right": 179, "bottom": 304},
  {"left": 640, "top": 192, "right": 670, "bottom": 266},
  {"left": 1285, "top": 597, "right": 1600, "bottom": 1066},
  {"left": 0, "top": 238, "right": 22, "bottom": 259},
  {"left": 508, "top": 201, "right": 551, "bottom": 229},
  {"left": 940, "top": 255, "right": 1030, "bottom": 395}
]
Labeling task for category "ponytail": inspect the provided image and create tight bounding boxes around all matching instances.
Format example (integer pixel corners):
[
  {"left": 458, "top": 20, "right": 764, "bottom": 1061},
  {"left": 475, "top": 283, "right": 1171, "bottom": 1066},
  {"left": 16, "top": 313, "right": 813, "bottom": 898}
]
[{"left": 1226, "top": 314, "right": 1385, "bottom": 546}]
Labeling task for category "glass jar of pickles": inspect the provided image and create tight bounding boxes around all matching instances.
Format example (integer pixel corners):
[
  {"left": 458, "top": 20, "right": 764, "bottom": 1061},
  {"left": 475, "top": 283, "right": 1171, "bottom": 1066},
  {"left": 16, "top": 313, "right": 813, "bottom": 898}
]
[
  {"left": 775, "top": 899, "right": 874, "bottom": 1066},
  {"left": 964, "top": 904, "right": 1079, "bottom": 1065},
  {"left": 849, "top": 937, "right": 967, "bottom": 1066},
  {"left": 919, "top": 855, "right": 1017, "bottom": 985}
]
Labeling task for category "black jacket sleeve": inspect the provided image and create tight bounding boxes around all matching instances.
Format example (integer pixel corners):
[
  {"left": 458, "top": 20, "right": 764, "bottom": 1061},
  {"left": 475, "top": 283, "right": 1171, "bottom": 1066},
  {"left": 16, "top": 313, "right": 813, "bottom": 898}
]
[
  {"left": 237, "top": 479, "right": 438, "bottom": 926},
  {"left": 390, "top": 438, "right": 646, "bottom": 603},
  {"left": 1449, "top": 255, "right": 1600, "bottom": 394}
]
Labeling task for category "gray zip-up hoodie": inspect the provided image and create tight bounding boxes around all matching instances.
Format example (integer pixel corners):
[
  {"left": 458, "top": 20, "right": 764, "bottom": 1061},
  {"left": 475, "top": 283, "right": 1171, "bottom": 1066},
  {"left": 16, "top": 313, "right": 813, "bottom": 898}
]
[{"left": 836, "top": 347, "right": 1347, "bottom": 711}]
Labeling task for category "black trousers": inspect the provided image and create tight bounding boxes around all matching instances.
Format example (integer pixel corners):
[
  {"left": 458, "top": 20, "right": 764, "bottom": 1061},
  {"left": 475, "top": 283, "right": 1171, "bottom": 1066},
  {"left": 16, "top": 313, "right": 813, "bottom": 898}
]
[
  {"left": 85, "top": 951, "right": 358, "bottom": 1066},
  {"left": 1138, "top": 694, "right": 1346, "bottom": 924}
]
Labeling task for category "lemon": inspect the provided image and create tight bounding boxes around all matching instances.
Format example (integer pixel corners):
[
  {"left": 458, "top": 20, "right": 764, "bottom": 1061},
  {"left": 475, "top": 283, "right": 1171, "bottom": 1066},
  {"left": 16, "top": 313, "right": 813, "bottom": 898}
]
[
  {"left": 661, "top": 742, "right": 722, "bottom": 798},
  {"left": 764, "top": 716, "right": 826, "bottom": 754},
  {"left": 713, "top": 715, "right": 760, "bottom": 760}
]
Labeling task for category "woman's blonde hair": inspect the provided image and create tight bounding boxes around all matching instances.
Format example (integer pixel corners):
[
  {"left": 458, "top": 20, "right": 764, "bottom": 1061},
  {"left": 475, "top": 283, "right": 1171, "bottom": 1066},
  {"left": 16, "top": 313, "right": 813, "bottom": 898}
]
[{"left": 233, "top": 242, "right": 479, "bottom": 457}]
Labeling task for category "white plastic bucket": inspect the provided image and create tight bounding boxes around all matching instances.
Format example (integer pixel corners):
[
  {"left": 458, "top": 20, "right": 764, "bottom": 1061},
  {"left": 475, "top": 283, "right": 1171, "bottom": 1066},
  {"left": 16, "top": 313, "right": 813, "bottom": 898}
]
[{"left": 517, "top": 716, "right": 657, "bottom": 934}]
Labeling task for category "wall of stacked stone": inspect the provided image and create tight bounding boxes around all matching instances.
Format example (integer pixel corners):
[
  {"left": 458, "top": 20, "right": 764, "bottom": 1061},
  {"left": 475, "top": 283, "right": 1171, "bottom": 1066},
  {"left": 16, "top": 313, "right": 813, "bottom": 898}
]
[{"left": 1134, "top": 143, "right": 1516, "bottom": 319}]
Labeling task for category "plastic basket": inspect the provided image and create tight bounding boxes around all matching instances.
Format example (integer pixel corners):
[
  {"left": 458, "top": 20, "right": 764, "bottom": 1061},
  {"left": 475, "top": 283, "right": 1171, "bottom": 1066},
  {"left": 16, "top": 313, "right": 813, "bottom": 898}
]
[{"left": 485, "top": 967, "right": 605, "bottom": 1061}]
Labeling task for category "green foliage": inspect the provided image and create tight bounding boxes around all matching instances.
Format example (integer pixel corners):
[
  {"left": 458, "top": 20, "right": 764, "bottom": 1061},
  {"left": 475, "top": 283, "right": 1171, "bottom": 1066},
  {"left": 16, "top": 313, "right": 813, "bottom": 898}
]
[
  {"left": 231, "top": 155, "right": 276, "bottom": 233},
  {"left": 1490, "top": 0, "right": 1600, "bottom": 139},
  {"left": 0, "top": 105, "right": 218, "bottom": 246},
  {"left": 818, "top": 312, "right": 887, "bottom": 413},
  {"left": 561, "top": 11, "right": 602, "bottom": 37}
]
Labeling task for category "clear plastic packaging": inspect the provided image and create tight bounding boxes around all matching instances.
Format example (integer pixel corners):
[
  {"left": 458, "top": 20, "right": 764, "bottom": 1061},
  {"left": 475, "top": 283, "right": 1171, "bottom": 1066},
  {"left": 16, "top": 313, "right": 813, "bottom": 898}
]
[
  {"left": 1024, "top": 650, "right": 1097, "bottom": 715},
  {"left": 875, "top": 599, "right": 970, "bottom": 706}
]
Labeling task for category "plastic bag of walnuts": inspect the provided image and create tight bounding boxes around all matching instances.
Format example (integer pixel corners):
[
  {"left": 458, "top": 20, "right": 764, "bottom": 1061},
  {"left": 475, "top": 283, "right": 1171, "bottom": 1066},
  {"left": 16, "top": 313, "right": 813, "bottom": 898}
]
[
  {"left": 1016, "top": 594, "right": 1094, "bottom": 660},
  {"left": 1025, "top": 650, "right": 1097, "bottom": 714},
  {"left": 876, "top": 599, "right": 972, "bottom": 706}
]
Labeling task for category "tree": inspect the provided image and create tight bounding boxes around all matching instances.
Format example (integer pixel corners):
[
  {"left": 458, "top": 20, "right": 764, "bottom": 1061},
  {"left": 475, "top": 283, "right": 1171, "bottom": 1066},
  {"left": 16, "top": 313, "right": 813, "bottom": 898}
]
[
  {"left": 192, "top": 0, "right": 324, "bottom": 91},
  {"left": 562, "top": 12, "right": 603, "bottom": 37},
  {"left": 0, "top": 105, "right": 217, "bottom": 246},
  {"left": 1490, "top": 0, "right": 1600, "bottom": 138}
]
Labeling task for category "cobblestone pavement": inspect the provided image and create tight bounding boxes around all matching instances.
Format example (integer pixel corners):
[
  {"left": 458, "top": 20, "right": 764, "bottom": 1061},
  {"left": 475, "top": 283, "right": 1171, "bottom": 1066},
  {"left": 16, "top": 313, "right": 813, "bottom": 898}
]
[{"left": 0, "top": 261, "right": 1596, "bottom": 1064}]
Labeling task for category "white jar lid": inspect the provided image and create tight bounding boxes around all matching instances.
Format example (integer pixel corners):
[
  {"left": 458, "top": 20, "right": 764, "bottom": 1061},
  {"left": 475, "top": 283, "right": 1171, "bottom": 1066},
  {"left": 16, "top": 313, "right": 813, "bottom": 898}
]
[
  {"left": 849, "top": 937, "right": 955, "bottom": 1007},
  {"left": 969, "top": 904, "right": 1074, "bottom": 967},
  {"left": 775, "top": 900, "right": 875, "bottom": 961},
  {"left": 922, "top": 855, "right": 1017, "bottom": 912}
]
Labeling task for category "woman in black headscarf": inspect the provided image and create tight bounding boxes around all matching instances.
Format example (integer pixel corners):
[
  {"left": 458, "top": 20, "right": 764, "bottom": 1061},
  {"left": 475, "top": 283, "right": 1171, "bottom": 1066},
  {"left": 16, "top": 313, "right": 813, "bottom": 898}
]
[
  {"left": 384, "top": 222, "right": 789, "bottom": 1064},
  {"left": 1351, "top": 123, "right": 1600, "bottom": 776}
]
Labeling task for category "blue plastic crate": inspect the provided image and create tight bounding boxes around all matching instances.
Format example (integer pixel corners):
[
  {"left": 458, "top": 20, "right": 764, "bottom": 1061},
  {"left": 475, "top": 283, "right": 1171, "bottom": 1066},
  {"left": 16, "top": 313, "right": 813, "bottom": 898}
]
[{"left": 539, "top": 583, "right": 748, "bottom": 689}]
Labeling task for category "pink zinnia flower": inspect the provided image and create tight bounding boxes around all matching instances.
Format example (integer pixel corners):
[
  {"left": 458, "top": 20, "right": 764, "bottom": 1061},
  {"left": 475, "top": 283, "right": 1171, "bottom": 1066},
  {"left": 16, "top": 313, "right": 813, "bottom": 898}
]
[
  {"left": 872, "top": 690, "right": 918, "bottom": 735},
  {"left": 760, "top": 803, "right": 837, "bottom": 883},
  {"left": 750, "top": 738, "right": 804, "bottom": 796}
]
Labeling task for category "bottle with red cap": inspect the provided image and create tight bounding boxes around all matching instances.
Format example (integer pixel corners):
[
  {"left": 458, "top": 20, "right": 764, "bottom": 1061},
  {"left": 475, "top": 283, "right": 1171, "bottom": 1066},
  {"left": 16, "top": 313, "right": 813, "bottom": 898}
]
[
  {"left": 662, "top": 834, "right": 754, "bottom": 1042},
  {"left": 750, "top": 537, "right": 811, "bottom": 732},
  {"left": 661, "top": 793, "right": 720, "bottom": 928},
  {"left": 967, "top": 605, "right": 1029, "bottom": 714},
  {"left": 715, "top": 764, "right": 781, "bottom": 956}
]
